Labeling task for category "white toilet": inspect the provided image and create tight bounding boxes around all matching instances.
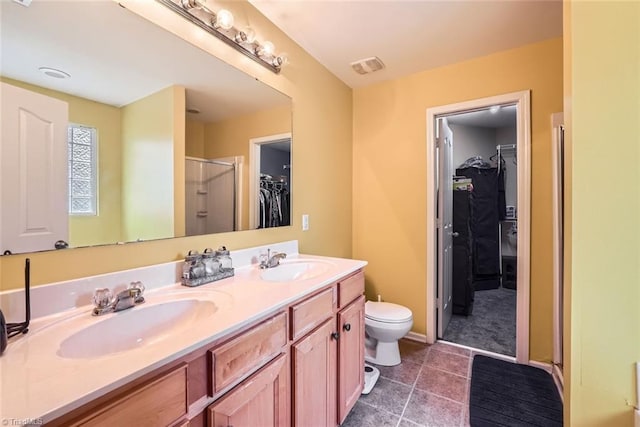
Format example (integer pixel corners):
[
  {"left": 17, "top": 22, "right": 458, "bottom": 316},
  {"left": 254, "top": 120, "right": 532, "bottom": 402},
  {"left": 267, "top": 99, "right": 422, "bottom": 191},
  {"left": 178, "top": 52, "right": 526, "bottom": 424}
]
[{"left": 364, "top": 301, "right": 413, "bottom": 366}]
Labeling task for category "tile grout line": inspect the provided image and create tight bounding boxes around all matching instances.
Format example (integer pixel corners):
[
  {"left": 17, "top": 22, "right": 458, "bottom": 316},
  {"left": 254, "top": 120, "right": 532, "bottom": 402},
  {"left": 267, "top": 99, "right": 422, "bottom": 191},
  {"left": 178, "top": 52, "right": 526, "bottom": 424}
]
[{"left": 394, "top": 346, "right": 431, "bottom": 427}]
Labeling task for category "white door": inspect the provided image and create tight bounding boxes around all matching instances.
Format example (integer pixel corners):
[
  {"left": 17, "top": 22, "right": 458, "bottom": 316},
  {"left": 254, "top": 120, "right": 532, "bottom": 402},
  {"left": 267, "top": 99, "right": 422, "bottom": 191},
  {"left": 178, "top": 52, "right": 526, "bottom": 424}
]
[
  {"left": 437, "top": 117, "right": 454, "bottom": 337},
  {"left": 0, "top": 82, "right": 69, "bottom": 254}
]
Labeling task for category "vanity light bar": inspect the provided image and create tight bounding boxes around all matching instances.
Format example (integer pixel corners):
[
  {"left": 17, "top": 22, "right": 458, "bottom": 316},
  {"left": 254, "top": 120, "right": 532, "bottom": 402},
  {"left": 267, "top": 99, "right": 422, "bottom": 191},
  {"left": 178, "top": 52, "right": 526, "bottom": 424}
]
[{"left": 157, "top": 0, "right": 284, "bottom": 74}]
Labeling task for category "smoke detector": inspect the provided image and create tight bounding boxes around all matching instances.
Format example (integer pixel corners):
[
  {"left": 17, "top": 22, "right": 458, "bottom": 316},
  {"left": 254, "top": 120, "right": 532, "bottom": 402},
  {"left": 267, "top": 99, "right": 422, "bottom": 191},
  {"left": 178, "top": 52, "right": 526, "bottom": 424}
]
[{"left": 350, "top": 56, "right": 385, "bottom": 75}]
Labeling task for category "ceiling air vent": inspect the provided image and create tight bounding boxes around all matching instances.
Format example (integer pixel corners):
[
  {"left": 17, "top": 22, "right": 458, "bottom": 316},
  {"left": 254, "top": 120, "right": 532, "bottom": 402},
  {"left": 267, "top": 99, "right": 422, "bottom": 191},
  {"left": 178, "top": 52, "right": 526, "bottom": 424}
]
[{"left": 350, "top": 56, "right": 385, "bottom": 75}]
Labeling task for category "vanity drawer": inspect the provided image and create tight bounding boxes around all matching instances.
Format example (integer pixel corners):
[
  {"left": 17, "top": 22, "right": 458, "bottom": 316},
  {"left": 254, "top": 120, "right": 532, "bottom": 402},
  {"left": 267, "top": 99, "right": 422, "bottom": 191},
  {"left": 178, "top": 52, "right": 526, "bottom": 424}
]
[
  {"left": 338, "top": 270, "right": 365, "bottom": 308},
  {"left": 72, "top": 364, "right": 187, "bottom": 427},
  {"left": 290, "top": 286, "right": 336, "bottom": 341},
  {"left": 210, "top": 312, "right": 287, "bottom": 395}
]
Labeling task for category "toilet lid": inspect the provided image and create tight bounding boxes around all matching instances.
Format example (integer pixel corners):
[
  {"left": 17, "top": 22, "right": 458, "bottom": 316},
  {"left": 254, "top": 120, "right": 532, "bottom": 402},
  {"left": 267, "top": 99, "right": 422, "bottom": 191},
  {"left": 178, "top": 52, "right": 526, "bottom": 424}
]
[{"left": 365, "top": 301, "right": 412, "bottom": 323}]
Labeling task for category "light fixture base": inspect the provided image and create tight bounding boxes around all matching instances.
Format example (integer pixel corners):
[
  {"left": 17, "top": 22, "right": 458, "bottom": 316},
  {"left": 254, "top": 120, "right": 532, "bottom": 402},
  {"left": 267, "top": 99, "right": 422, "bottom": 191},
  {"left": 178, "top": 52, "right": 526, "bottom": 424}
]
[{"left": 157, "top": 0, "right": 282, "bottom": 74}]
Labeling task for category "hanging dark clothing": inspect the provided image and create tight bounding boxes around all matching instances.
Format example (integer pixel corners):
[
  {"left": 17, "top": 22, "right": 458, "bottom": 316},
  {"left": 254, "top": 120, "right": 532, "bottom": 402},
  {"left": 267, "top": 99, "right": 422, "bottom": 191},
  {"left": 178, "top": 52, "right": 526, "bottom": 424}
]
[
  {"left": 456, "top": 166, "right": 501, "bottom": 290},
  {"left": 258, "top": 179, "right": 289, "bottom": 228}
]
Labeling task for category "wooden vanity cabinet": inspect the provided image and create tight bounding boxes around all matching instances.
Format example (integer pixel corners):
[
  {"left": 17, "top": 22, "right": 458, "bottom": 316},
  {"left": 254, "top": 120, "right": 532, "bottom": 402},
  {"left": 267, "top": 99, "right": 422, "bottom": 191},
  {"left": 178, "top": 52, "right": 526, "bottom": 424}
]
[
  {"left": 64, "top": 364, "right": 189, "bottom": 427},
  {"left": 291, "top": 270, "right": 365, "bottom": 427},
  {"left": 51, "top": 269, "right": 365, "bottom": 427},
  {"left": 207, "top": 352, "right": 289, "bottom": 427},
  {"left": 337, "top": 295, "right": 365, "bottom": 424},
  {"left": 292, "top": 318, "right": 337, "bottom": 426}
]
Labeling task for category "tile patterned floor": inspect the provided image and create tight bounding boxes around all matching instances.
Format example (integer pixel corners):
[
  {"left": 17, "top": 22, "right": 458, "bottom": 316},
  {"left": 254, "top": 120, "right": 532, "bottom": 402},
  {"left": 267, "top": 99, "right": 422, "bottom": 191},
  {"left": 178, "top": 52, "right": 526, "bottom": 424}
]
[{"left": 341, "top": 340, "right": 472, "bottom": 427}]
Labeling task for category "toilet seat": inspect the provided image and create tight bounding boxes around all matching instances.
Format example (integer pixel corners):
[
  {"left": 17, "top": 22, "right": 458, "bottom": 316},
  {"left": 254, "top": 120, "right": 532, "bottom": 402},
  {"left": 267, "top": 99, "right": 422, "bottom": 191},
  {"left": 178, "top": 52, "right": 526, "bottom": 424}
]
[{"left": 365, "top": 301, "right": 412, "bottom": 324}]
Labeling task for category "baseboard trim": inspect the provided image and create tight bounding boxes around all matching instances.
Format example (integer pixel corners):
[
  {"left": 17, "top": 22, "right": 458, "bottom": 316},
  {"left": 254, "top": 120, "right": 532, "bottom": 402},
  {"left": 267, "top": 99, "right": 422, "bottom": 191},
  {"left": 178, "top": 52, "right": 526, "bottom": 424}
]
[
  {"left": 528, "top": 360, "right": 552, "bottom": 373},
  {"left": 552, "top": 364, "right": 564, "bottom": 403},
  {"left": 529, "top": 360, "right": 564, "bottom": 403},
  {"left": 404, "top": 332, "right": 428, "bottom": 343}
]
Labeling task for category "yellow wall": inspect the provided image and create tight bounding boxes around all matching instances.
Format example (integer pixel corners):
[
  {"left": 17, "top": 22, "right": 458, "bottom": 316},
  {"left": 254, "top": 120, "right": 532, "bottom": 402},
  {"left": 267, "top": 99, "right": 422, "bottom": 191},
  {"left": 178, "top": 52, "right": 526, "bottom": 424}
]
[
  {"left": 0, "top": 77, "right": 123, "bottom": 247},
  {"left": 206, "top": 105, "right": 292, "bottom": 230},
  {"left": 0, "top": 0, "right": 353, "bottom": 290},
  {"left": 185, "top": 118, "right": 206, "bottom": 158},
  {"left": 173, "top": 88, "right": 186, "bottom": 238},
  {"left": 121, "top": 86, "right": 184, "bottom": 242},
  {"left": 352, "top": 38, "right": 563, "bottom": 361},
  {"left": 565, "top": 2, "right": 640, "bottom": 425}
]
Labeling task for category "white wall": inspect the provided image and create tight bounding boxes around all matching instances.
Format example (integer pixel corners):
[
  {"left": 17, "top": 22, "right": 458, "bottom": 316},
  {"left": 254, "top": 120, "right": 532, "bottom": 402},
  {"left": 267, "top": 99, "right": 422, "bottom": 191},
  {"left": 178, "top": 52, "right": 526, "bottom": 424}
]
[
  {"left": 450, "top": 124, "right": 497, "bottom": 171},
  {"left": 496, "top": 126, "right": 517, "bottom": 209}
]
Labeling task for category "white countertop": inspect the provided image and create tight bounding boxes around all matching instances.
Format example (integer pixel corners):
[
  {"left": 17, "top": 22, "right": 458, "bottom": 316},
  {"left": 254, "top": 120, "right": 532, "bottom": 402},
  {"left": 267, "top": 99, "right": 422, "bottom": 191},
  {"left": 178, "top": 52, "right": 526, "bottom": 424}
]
[{"left": 0, "top": 252, "right": 366, "bottom": 423}]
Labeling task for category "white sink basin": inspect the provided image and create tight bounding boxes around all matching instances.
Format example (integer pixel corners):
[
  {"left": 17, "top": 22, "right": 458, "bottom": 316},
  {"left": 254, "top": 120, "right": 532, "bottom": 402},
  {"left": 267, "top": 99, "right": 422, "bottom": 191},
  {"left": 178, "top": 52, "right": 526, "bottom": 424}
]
[
  {"left": 260, "top": 260, "right": 333, "bottom": 282},
  {"left": 57, "top": 299, "right": 217, "bottom": 359}
]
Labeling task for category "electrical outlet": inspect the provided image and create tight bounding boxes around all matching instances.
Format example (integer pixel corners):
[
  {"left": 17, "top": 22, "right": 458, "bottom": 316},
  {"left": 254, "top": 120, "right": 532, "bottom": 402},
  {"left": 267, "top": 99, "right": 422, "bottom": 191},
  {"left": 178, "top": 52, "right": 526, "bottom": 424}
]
[{"left": 302, "top": 214, "right": 309, "bottom": 231}]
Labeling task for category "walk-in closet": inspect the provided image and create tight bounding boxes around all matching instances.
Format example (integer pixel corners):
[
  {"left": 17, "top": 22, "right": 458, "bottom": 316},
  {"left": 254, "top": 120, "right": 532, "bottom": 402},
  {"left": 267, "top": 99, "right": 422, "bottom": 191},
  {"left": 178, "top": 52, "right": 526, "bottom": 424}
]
[{"left": 442, "top": 105, "right": 518, "bottom": 356}]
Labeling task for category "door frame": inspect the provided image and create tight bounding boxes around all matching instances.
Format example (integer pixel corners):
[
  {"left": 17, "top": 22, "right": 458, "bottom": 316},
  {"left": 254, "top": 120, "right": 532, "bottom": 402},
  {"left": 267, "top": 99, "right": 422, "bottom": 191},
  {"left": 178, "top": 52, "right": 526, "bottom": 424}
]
[
  {"left": 248, "top": 132, "right": 292, "bottom": 229},
  {"left": 425, "top": 90, "right": 531, "bottom": 363},
  {"left": 551, "top": 112, "right": 564, "bottom": 382}
]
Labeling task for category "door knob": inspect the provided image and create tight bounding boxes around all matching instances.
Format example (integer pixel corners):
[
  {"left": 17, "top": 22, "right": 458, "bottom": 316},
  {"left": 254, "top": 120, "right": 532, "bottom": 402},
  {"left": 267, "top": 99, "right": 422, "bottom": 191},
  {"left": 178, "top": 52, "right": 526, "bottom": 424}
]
[
  {"left": 451, "top": 232, "right": 459, "bottom": 237},
  {"left": 343, "top": 323, "right": 351, "bottom": 332},
  {"left": 331, "top": 332, "right": 340, "bottom": 340}
]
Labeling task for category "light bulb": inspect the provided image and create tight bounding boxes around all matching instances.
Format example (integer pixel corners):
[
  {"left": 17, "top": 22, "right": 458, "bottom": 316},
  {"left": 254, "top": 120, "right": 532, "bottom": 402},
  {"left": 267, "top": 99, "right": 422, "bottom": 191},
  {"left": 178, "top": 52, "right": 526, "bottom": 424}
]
[
  {"left": 215, "top": 9, "right": 234, "bottom": 30},
  {"left": 258, "top": 41, "right": 275, "bottom": 57}
]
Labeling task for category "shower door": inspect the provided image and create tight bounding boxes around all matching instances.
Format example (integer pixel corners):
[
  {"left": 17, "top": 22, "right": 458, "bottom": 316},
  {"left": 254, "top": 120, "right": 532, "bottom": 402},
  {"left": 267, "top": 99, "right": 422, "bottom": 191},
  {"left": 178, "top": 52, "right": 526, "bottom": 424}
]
[{"left": 185, "top": 158, "right": 236, "bottom": 236}]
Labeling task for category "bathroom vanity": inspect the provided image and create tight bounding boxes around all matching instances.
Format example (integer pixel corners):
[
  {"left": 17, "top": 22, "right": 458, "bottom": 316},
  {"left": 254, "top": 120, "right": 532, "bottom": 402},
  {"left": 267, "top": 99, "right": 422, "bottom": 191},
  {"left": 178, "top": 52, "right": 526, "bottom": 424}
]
[{"left": 0, "top": 242, "right": 366, "bottom": 427}]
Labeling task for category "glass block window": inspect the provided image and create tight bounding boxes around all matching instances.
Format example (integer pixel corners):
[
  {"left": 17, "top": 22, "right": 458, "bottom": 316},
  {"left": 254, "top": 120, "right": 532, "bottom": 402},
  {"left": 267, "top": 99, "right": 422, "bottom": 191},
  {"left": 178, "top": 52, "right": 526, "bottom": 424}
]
[{"left": 68, "top": 124, "right": 97, "bottom": 215}]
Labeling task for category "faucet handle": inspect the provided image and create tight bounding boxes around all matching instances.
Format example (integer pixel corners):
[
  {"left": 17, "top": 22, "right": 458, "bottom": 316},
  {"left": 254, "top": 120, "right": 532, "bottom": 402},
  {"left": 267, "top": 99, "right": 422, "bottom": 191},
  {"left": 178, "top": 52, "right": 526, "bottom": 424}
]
[
  {"left": 93, "top": 288, "right": 113, "bottom": 309},
  {"left": 259, "top": 250, "right": 269, "bottom": 269},
  {"left": 127, "top": 281, "right": 145, "bottom": 303},
  {"left": 128, "top": 281, "right": 145, "bottom": 294}
]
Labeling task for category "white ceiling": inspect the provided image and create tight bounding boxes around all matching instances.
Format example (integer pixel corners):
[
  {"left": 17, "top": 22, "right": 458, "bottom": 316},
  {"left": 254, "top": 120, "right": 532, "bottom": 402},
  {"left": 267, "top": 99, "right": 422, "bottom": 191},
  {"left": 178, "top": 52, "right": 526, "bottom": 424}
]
[
  {"left": 250, "top": 0, "right": 563, "bottom": 88},
  {"left": 0, "top": 0, "right": 290, "bottom": 123},
  {"left": 447, "top": 104, "right": 516, "bottom": 128}
]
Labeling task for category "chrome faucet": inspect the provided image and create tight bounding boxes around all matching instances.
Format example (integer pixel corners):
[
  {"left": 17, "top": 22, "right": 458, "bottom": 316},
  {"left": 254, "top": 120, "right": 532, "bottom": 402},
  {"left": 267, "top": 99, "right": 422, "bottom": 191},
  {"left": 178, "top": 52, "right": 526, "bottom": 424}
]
[
  {"left": 92, "top": 282, "right": 145, "bottom": 316},
  {"left": 259, "top": 249, "right": 287, "bottom": 269}
]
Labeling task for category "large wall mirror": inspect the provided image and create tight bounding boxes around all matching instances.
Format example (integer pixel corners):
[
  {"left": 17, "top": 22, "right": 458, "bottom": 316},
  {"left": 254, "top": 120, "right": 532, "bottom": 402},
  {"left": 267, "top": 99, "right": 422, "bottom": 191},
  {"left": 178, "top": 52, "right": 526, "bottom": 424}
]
[{"left": 0, "top": 0, "right": 292, "bottom": 255}]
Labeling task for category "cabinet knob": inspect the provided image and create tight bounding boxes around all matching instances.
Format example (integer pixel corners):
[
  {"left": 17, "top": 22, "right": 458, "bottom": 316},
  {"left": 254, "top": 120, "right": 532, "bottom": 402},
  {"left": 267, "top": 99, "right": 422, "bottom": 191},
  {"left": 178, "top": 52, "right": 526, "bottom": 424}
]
[
  {"left": 343, "top": 323, "right": 351, "bottom": 332},
  {"left": 331, "top": 332, "right": 340, "bottom": 340}
]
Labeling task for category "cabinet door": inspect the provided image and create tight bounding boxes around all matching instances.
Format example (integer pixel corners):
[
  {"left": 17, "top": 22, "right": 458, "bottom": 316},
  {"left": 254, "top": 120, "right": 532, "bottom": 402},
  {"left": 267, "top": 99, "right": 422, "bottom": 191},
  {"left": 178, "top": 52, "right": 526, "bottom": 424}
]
[
  {"left": 208, "top": 353, "right": 288, "bottom": 427},
  {"left": 338, "top": 295, "right": 365, "bottom": 424},
  {"left": 292, "top": 318, "right": 337, "bottom": 427}
]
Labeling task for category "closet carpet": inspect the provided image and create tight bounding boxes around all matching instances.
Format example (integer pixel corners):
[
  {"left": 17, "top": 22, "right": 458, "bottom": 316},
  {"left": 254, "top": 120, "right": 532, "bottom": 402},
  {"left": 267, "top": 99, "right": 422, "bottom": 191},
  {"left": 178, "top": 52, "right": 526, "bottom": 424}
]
[{"left": 443, "top": 287, "right": 516, "bottom": 356}]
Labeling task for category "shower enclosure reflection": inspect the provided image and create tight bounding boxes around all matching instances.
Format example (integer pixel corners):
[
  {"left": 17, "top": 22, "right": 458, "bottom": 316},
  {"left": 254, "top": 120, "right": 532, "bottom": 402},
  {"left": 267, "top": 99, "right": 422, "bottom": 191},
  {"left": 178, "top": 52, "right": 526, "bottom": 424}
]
[{"left": 185, "top": 157, "right": 241, "bottom": 235}]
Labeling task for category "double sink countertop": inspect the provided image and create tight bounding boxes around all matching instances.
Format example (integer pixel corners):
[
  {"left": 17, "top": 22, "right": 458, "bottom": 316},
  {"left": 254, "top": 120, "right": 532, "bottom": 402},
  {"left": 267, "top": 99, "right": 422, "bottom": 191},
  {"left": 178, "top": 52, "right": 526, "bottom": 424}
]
[{"left": 0, "top": 244, "right": 366, "bottom": 423}]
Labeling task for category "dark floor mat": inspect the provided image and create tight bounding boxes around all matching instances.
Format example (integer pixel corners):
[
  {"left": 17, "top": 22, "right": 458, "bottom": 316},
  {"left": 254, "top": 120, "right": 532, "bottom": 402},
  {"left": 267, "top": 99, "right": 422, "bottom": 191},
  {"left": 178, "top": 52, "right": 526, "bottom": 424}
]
[{"left": 469, "top": 355, "right": 563, "bottom": 427}]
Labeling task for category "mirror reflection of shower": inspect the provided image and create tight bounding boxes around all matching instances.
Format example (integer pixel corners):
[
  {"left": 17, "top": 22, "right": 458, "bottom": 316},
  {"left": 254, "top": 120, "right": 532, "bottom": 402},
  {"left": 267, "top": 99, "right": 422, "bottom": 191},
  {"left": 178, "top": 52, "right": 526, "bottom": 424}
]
[{"left": 185, "top": 156, "right": 242, "bottom": 235}]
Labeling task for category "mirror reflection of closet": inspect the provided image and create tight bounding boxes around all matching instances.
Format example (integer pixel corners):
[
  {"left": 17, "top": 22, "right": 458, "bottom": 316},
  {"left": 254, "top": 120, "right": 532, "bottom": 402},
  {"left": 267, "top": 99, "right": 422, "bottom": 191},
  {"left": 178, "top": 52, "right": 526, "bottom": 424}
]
[{"left": 249, "top": 134, "right": 291, "bottom": 229}]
